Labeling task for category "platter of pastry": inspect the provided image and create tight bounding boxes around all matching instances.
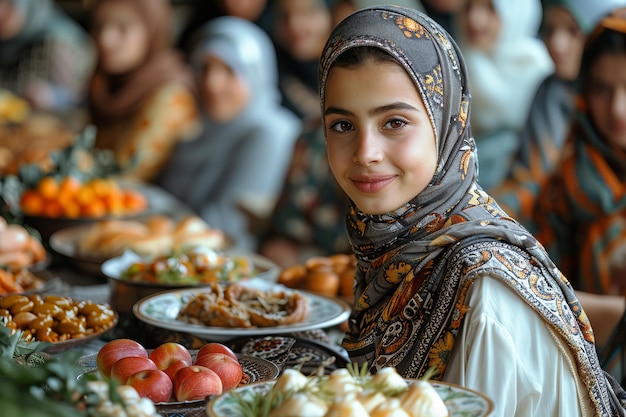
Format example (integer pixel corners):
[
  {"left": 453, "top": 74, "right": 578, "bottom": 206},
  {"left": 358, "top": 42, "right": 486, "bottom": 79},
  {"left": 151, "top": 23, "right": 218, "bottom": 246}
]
[{"left": 132, "top": 280, "right": 351, "bottom": 341}]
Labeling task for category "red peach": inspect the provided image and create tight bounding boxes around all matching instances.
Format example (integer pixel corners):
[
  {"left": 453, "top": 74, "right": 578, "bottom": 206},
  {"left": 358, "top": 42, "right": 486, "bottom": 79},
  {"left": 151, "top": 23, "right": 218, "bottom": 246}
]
[
  {"left": 110, "top": 356, "right": 158, "bottom": 384},
  {"left": 193, "top": 353, "right": 243, "bottom": 391},
  {"left": 173, "top": 365, "right": 222, "bottom": 402},
  {"left": 126, "top": 369, "right": 173, "bottom": 403},
  {"left": 149, "top": 342, "right": 193, "bottom": 371},
  {"left": 163, "top": 358, "right": 189, "bottom": 382},
  {"left": 195, "top": 342, "right": 238, "bottom": 363},
  {"left": 96, "top": 339, "right": 148, "bottom": 379}
]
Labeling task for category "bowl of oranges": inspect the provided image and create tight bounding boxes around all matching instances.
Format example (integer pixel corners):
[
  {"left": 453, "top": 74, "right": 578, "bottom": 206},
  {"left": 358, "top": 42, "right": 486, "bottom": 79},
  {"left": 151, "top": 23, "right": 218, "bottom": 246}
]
[{"left": 20, "top": 175, "right": 149, "bottom": 242}]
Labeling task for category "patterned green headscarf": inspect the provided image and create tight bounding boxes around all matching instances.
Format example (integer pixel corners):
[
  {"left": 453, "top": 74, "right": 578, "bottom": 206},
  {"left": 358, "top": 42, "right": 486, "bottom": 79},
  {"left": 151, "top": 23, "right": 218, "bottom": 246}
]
[{"left": 319, "top": 5, "right": 626, "bottom": 414}]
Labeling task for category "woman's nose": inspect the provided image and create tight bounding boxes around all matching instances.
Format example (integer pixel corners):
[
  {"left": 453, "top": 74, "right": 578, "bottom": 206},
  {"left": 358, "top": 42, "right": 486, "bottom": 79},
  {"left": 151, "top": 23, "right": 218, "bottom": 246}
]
[{"left": 352, "top": 129, "right": 383, "bottom": 166}]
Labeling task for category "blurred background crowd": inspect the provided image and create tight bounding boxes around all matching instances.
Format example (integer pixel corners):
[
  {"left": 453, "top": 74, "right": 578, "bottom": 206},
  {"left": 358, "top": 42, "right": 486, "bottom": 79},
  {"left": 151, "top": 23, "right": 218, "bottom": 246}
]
[{"left": 2, "top": 0, "right": 626, "bottom": 379}]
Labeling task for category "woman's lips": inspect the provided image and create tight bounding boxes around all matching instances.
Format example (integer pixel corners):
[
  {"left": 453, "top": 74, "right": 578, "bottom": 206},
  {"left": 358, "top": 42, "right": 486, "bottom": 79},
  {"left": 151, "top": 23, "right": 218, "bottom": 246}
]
[{"left": 350, "top": 175, "right": 396, "bottom": 193}]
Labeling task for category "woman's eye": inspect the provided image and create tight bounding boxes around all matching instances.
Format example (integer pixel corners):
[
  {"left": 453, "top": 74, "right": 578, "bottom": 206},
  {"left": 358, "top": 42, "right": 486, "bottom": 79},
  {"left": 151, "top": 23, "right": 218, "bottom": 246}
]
[
  {"left": 329, "top": 120, "right": 353, "bottom": 133},
  {"left": 385, "top": 118, "right": 408, "bottom": 129}
]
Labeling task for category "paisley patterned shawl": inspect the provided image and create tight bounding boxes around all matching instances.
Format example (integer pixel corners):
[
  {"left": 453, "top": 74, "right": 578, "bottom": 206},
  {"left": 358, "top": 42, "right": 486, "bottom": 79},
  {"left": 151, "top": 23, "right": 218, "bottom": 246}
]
[{"left": 318, "top": 5, "right": 626, "bottom": 414}]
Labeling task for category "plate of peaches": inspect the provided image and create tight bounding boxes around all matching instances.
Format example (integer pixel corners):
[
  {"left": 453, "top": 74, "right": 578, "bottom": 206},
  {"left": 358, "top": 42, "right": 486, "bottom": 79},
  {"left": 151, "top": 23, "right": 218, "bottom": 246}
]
[{"left": 78, "top": 339, "right": 280, "bottom": 411}]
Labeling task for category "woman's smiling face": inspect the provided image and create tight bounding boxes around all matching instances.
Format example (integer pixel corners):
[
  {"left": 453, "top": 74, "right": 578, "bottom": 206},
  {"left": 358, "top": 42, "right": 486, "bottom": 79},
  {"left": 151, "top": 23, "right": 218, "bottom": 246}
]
[{"left": 323, "top": 58, "right": 437, "bottom": 215}]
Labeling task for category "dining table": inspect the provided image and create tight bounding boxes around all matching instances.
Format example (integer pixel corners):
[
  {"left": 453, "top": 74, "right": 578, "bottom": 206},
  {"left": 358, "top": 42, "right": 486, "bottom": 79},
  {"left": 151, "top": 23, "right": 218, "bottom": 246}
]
[{"left": 24, "top": 181, "right": 351, "bottom": 417}]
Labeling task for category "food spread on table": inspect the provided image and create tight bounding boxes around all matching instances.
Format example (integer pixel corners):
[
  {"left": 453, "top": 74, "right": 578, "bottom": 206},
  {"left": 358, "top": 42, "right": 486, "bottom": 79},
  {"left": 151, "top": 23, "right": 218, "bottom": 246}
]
[
  {"left": 76, "top": 214, "right": 227, "bottom": 259},
  {"left": 0, "top": 293, "right": 116, "bottom": 344},
  {"left": 0, "top": 217, "right": 48, "bottom": 293},
  {"left": 120, "top": 246, "right": 253, "bottom": 285},
  {"left": 0, "top": 217, "right": 46, "bottom": 271},
  {"left": 0, "top": 124, "right": 145, "bottom": 222},
  {"left": 177, "top": 282, "right": 309, "bottom": 328},
  {"left": 20, "top": 175, "right": 147, "bottom": 219}
]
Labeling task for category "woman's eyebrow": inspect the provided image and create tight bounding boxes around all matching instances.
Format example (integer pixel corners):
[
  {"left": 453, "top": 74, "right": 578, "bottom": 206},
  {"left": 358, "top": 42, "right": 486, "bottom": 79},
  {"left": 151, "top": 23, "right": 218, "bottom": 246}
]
[
  {"left": 324, "top": 102, "right": 419, "bottom": 117},
  {"left": 371, "top": 102, "right": 419, "bottom": 115},
  {"left": 324, "top": 106, "right": 352, "bottom": 117}
]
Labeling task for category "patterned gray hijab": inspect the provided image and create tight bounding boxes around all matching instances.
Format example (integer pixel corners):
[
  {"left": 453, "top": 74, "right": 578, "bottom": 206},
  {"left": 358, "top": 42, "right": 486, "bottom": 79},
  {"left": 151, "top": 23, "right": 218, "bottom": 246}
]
[{"left": 319, "top": 5, "right": 626, "bottom": 414}]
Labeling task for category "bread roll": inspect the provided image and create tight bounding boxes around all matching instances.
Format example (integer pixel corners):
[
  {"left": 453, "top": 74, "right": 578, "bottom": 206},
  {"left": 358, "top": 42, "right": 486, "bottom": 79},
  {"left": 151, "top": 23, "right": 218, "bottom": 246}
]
[
  {"left": 128, "top": 234, "right": 174, "bottom": 256},
  {"left": 144, "top": 214, "right": 174, "bottom": 236},
  {"left": 173, "top": 215, "right": 211, "bottom": 236},
  {"left": 78, "top": 220, "right": 150, "bottom": 255},
  {"left": 173, "top": 230, "right": 225, "bottom": 252}
]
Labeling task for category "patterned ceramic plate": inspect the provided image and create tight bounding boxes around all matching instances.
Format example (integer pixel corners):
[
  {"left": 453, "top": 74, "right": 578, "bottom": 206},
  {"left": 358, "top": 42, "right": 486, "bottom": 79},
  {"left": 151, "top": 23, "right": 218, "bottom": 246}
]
[
  {"left": 132, "top": 281, "right": 351, "bottom": 341},
  {"left": 157, "top": 354, "right": 280, "bottom": 409},
  {"left": 206, "top": 379, "right": 494, "bottom": 417}
]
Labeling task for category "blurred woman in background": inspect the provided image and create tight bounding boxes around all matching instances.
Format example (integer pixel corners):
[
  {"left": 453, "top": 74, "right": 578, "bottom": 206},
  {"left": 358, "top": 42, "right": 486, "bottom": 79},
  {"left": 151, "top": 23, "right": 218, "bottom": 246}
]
[
  {"left": 87, "top": 0, "right": 200, "bottom": 182},
  {"left": 157, "top": 16, "right": 301, "bottom": 251},
  {"left": 0, "top": 0, "right": 94, "bottom": 112},
  {"left": 532, "top": 9, "right": 626, "bottom": 352},
  {"left": 492, "top": 0, "right": 626, "bottom": 225},
  {"left": 454, "top": 0, "right": 553, "bottom": 191},
  {"left": 267, "top": 0, "right": 333, "bottom": 121}
]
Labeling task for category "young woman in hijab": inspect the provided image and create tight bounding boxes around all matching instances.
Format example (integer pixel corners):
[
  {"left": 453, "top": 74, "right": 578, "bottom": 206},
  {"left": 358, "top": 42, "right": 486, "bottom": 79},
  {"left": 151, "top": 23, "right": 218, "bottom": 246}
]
[
  {"left": 532, "top": 10, "right": 626, "bottom": 358},
  {"left": 156, "top": 16, "right": 301, "bottom": 251},
  {"left": 320, "top": 5, "right": 626, "bottom": 415},
  {"left": 88, "top": 0, "right": 200, "bottom": 182},
  {"left": 454, "top": 0, "right": 553, "bottom": 191},
  {"left": 492, "top": 0, "right": 626, "bottom": 225},
  {"left": 0, "top": 0, "right": 94, "bottom": 111}
]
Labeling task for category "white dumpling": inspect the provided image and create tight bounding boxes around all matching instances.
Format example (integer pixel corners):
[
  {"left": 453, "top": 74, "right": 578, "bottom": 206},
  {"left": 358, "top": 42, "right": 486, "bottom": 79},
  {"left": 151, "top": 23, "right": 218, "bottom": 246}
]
[
  {"left": 370, "top": 398, "right": 412, "bottom": 417},
  {"left": 320, "top": 368, "right": 361, "bottom": 397},
  {"left": 399, "top": 381, "right": 448, "bottom": 417},
  {"left": 371, "top": 367, "right": 408, "bottom": 393},
  {"left": 324, "top": 395, "right": 369, "bottom": 417},
  {"left": 357, "top": 390, "right": 387, "bottom": 412},
  {"left": 268, "top": 393, "right": 327, "bottom": 417},
  {"left": 272, "top": 368, "right": 310, "bottom": 394}
]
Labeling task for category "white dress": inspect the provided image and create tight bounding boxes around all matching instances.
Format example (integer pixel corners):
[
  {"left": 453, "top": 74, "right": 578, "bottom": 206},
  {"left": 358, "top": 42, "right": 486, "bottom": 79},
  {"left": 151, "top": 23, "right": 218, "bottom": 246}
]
[{"left": 444, "top": 273, "right": 595, "bottom": 417}]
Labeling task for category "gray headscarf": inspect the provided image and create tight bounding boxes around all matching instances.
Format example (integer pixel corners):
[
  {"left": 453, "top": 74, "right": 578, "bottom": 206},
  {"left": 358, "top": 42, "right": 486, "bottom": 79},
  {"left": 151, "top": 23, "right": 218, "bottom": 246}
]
[{"left": 319, "top": 6, "right": 626, "bottom": 414}]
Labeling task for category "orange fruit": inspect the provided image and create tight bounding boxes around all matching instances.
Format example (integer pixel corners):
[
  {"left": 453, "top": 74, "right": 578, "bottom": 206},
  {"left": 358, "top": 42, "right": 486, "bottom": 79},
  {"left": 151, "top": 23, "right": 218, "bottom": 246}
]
[
  {"left": 59, "top": 176, "right": 81, "bottom": 198},
  {"left": 89, "top": 178, "right": 116, "bottom": 197},
  {"left": 20, "top": 190, "right": 44, "bottom": 216},
  {"left": 81, "top": 199, "right": 107, "bottom": 218},
  {"left": 60, "top": 199, "right": 81, "bottom": 218},
  {"left": 304, "top": 270, "right": 340, "bottom": 297},
  {"left": 37, "top": 176, "right": 59, "bottom": 200},
  {"left": 41, "top": 199, "right": 63, "bottom": 218},
  {"left": 122, "top": 189, "right": 147, "bottom": 213},
  {"left": 102, "top": 193, "right": 124, "bottom": 215},
  {"left": 75, "top": 186, "right": 96, "bottom": 206},
  {"left": 278, "top": 264, "right": 308, "bottom": 288},
  {"left": 304, "top": 256, "right": 334, "bottom": 272}
]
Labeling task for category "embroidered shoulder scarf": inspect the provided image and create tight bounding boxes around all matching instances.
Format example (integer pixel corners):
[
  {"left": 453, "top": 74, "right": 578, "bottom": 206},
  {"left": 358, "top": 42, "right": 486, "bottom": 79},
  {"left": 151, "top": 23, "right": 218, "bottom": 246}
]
[{"left": 318, "top": 5, "right": 626, "bottom": 414}]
